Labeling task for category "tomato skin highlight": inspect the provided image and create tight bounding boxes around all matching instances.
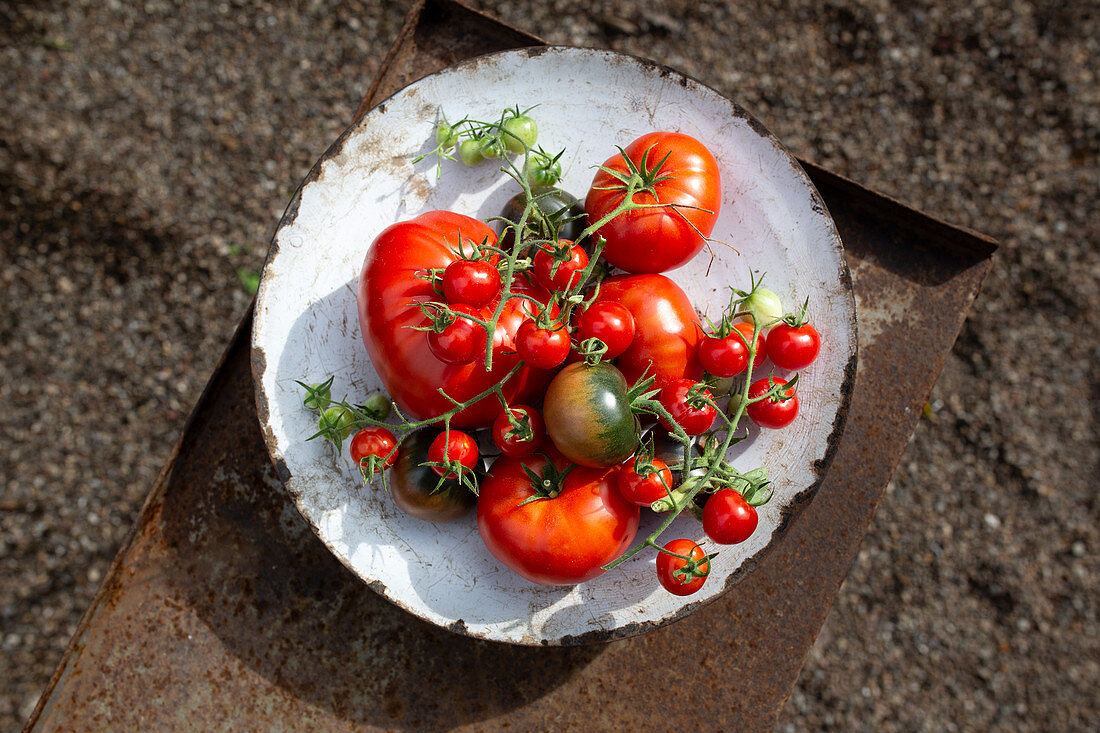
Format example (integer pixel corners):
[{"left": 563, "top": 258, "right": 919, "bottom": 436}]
[
  {"left": 358, "top": 211, "right": 553, "bottom": 427},
  {"left": 491, "top": 405, "right": 545, "bottom": 458},
  {"left": 515, "top": 319, "right": 571, "bottom": 370},
  {"left": 746, "top": 377, "right": 799, "bottom": 428},
  {"left": 589, "top": 274, "right": 703, "bottom": 389},
  {"left": 389, "top": 431, "right": 475, "bottom": 522},
  {"left": 766, "top": 323, "right": 821, "bottom": 370},
  {"left": 698, "top": 332, "right": 749, "bottom": 377},
  {"left": 585, "top": 131, "right": 721, "bottom": 273},
  {"left": 543, "top": 362, "right": 640, "bottom": 468},
  {"left": 477, "top": 450, "right": 640, "bottom": 585},
  {"left": 702, "top": 488, "right": 759, "bottom": 544},
  {"left": 656, "top": 539, "right": 710, "bottom": 595},
  {"left": 576, "top": 302, "right": 636, "bottom": 359}
]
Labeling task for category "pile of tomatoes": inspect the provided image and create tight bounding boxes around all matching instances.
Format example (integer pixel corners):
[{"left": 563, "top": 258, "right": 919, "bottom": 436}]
[{"left": 305, "top": 111, "right": 822, "bottom": 596}]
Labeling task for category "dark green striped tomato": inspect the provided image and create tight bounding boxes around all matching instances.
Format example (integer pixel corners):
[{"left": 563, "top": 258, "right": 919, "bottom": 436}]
[
  {"left": 389, "top": 431, "right": 476, "bottom": 523},
  {"left": 543, "top": 362, "right": 640, "bottom": 468}
]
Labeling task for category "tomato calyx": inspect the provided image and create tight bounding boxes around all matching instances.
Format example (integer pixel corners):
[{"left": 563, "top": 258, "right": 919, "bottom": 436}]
[
  {"left": 593, "top": 143, "right": 678, "bottom": 201},
  {"left": 517, "top": 456, "right": 576, "bottom": 506}
]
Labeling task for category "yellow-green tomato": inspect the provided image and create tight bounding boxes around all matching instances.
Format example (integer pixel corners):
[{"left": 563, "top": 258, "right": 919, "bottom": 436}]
[{"left": 543, "top": 362, "right": 640, "bottom": 468}]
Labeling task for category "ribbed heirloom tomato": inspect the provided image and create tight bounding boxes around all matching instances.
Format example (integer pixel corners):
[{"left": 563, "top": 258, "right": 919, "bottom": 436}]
[
  {"left": 477, "top": 449, "right": 640, "bottom": 585},
  {"left": 358, "top": 211, "right": 554, "bottom": 428},
  {"left": 585, "top": 131, "right": 721, "bottom": 274}
]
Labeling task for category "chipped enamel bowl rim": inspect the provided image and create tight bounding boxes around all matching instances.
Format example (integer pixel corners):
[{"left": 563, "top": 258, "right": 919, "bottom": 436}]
[{"left": 251, "top": 47, "right": 857, "bottom": 646}]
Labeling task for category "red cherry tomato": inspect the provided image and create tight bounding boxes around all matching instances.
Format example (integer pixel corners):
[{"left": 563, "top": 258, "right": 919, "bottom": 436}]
[
  {"left": 732, "top": 322, "right": 767, "bottom": 371},
  {"left": 491, "top": 405, "right": 545, "bottom": 458},
  {"left": 766, "top": 323, "right": 821, "bottom": 370},
  {"left": 746, "top": 377, "right": 799, "bottom": 428},
  {"left": 576, "top": 302, "right": 636, "bottom": 359},
  {"left": 427, "top": 430, "right": 479, "bottom": 478},
  {"left": 657, "top": 379, "right": 717, "bottom": 435},
  {"left": 442, "top": 259, "right": 501, "bottom": 307},
  {"left": 533, "top": 240, "right": 588, "bottom": 293},
  {"left": 617, "top": 457, "right": 674, "bottom": 506},
  {"left": 698, "top": 332, "right": 749, "bottom": 377},
  {"left": 516, "top": 319, "right": 570, "bottom": 370},
  {"left": 349, "top": 427, "right": 398, "bottom": 474},
  {"left": 477, "top": 449, "right": 639, "bottom": 585},
  {"left": 656, "top": 538, "right": 710, "bottom": 595},
  {"left": 702, "top": 488, "right": 758, "bottom": 544},
  {"left": 585, "top": 132, "right": 721, "bottom": 273},
  {"left": 426, "top": 304, "right": 485, "bottom": 365}
]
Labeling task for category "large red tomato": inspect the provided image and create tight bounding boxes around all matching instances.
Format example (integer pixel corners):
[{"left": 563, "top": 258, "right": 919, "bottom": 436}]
[
  {"left": 585, "top": 131, "right": 721, "bottom": 273},
  {"left": 590, "top": 274, "right": 704, "bottom": 389},
  {"left": 358, "top": 210, "right": 554, "bottom": 428},
  {"left": 477, "top": 449, "right": 640, "bottom": 585}
]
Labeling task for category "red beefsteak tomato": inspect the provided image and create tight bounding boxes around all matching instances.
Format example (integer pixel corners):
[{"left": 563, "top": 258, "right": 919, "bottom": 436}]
[
  {"left": 477, "top": 449, "right": 640, "bottom": 585},
  {"left": 358, "top": 210, "right": 554, "bottom": 427},
  {"left": 585, "top": 131, "right": 721, "bottom": 273},
  {"left": 589, "top": 274, "right": 704, "bottom": 389}
]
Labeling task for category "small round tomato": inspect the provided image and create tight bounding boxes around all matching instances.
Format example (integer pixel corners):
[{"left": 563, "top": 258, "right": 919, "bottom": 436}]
[
  {"left": 576, "top": 302, "right": 636, "bottom": 359},
  {"left": 746, "top": 377, "right": 799, "bottom": 428},
  {"left": 740, "top": 286, "right": 784, "bottom": 327},
  {"left": 523, "top": 150, "right": 561, "bottom": 187},
  {"left": 349, "top": 427, "right": 398, "bottom": 474},
  {"left": 533, "top": 241, "right": 588, "bottom": 293},
  {"left": 732, "top": 322, "right": 767, "bottom": 371},
  {"left": 318, "top": 405, "right": 355, "bottom": 440},
  {"left": 658, "top": 379, "right": 717, "bottom": 436},
  {"left": 702, "top": 488, "right": 758, "bottom": 544},
  {"left": 501, "top": 113, "right": 538, "bottom": 153},
  {"left": 492, "top": 405, "right": 545, "bottom": 458},
  {"left": 617, "top": 456, "right": 674, "bottom": 507},
  {"left": 477, "top": 450, "right": 639, "bottom": 585},
  {"left": 458, "top": 138, "right": 484, "bottom": 166},
  {"left": 427, "top": 430, "right": 480, "bottom": 478},
  {"left": 543, "top": 362, "right": 640, "bottom": 468},
  {"left": 767, "top": 323, "right": 821, "bottom": 370},
  {"left": 656, "top": 539, "right": 710, "bottom": 595},
  {"left": 389, "top": 431, "right": 475, "bottom": 522},
  {"left": 426, "top": 304, "right": 485, "bottom": 365},
  {"left": 698, "top": 332, "right": 749, "bottom": 377},
  {"left": 515, "top": 319, "right": 570, "bottom": 370},
  {"left": 442, "top": 259, "right": 500, "bottom": 307}
]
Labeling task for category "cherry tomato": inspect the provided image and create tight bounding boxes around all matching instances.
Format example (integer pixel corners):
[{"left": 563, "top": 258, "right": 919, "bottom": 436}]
[
  {"left": 702, "top": 488, "right": 759, "bottom": 544},
  {"left": 515, "top": 319, "right": 570, "bottom": 370},
  {"left": 389, "top": 431, "right": 475, "bottom": 522},
  {"left": 427, "top": 430, "right": 479, "bottom": 478},
  {"left": 492, "top": 405, "right": 545, "bottom": 458},
  {"left": 533, "top": 240, "right": 588, "bottom": 293},
  {"left": 656, "top": 539, "right": 710, "bottom": 595},
  {"left": 746, "top": 377, "right": 799, "bottom": 428},
  {"left": 458, "top": 138, "right": 484, "bottom": 166},
  {"left": 501, "top": 113, "right": 538, "bottom": 153},
  {"left": 732, "top": 322, "right": 767, "bottom": 371},
  {"left": 349, "top": 427, "right": 398, "bottom": 474},
  {"left": 426, "top": 304, "right": 485, "bottom": 365},
  {"left": 585, "top": 132, "right": 721, "bottom": 273},
  {"left": 767, "top": 323, "right": 821, "bottom": 370},
  {"left": 477, "top": 449, "right": 639, "bottom": 585},
  {"left": 576, "top": 302, "right": 635, "bottom": 359},
  {"left": 698, "top": 332, "right": 749, "bottom": 377},
  {"left": 617, "top": 456, "right": 674, "bottom": 506},
  {"left": 589, "top": 274, "right": 703, "bottom": 389},
  {"left": 318, "top": 405, "right": 354, "bottom": 440},
  {"left": 442, "top": 259, "right": 501, "bottom": 307},
  {"left": 658, "top": 379, "right": 717, "bottom": 436},
  {"left": 543, "top": 362, "right": 641, "bottom": 468}
]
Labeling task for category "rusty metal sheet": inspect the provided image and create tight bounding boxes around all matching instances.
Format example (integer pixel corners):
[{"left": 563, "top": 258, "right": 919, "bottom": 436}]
[{"left": 25, "top": 0, "right": 997, "bottom": 730}]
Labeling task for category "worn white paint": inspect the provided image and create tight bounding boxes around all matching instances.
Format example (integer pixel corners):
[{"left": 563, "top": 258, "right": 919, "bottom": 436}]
[{"left": 252, "top": 48, "right": 856, "bottom": 645}]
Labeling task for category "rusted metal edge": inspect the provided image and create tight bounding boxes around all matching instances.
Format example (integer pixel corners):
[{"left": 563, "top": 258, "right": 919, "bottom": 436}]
[{"left": 22, "top": 305, "right": 258, "bottom": 733}]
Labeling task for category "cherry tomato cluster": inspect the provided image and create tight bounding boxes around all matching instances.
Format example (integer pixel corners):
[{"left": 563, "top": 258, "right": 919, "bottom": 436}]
[{"left": 301, "top": 110, "right": 825, "bottom": 598}]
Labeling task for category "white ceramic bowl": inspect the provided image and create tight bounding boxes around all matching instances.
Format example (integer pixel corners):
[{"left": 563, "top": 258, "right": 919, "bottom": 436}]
[{"left": 252, "top": 47, "right": 857, "bottom": 645}]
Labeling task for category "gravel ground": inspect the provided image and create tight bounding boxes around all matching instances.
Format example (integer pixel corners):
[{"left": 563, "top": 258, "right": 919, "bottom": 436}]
[{"left": 1, "top": 0, "right": 1096, "bottom": 730}]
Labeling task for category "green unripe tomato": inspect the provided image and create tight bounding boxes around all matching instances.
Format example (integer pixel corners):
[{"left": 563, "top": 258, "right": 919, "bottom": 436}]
[
  {"left": 523, "top": 152, "right": 562, "bottom": 187},
  {"left": 741, "top": 286, "right": 784, "bottom": 327},
  {"left": 458, "top": 138, "right": 485, "bottom": 166},
  {"left": 319, "top": 405, "right": 355, "bottom": 441},
  {"left": 477, "top": 135, "right": 506, "bottom": 159},
  {"left": 302, "top": 381, "right": 331, "bottom": 410},
  {"left": 542, "top": 362, "right": 640, "bottom": 468},
  {"left": 501, "top": 114, "right": 538, "bottom": 154},
  {"left": 435, "top": 121, "right": 459, "bottom": 150}
]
